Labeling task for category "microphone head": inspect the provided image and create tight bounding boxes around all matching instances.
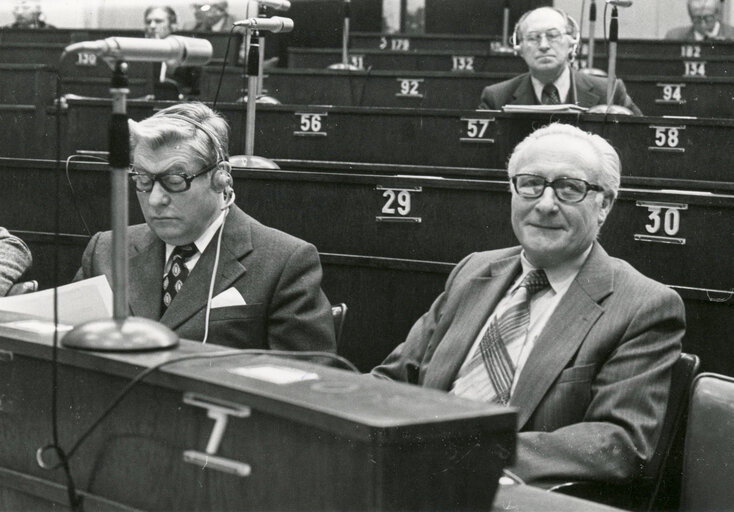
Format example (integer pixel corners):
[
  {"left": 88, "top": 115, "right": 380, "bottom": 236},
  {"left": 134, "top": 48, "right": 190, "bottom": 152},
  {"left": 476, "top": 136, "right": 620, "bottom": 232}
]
[
  {"left": 258, "top": 0, "right": 291, "bottom": 11},
  {"left": 167, "top": 36, "right": 213, "bottom": 66},
  {"left": 606, "top": 0, "right": 633, "bottom": 6},
  {"left": 273, "top": 16, "right": 294, "bottom": 33}
]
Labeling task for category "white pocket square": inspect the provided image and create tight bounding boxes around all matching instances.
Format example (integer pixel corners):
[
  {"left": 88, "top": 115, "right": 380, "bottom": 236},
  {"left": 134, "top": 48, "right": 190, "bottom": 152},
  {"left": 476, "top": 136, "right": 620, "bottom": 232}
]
[{"left": 211, "top": 287, "right": 247, "bottom": 308}]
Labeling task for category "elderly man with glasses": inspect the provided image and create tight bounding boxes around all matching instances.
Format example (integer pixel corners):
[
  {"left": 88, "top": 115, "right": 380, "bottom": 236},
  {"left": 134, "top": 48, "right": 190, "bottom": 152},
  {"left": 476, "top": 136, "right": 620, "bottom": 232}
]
[
  {"left": 479, "top": 7, "right": 641, "bottom": 114},
  {"left": 372, "top": 123, "right": 684, "bottom": 488},
  {"left": 74, "top": 102, "right": 336, "bottom": 353},
  {"left": 666, "top": 0, "right": 734, "bottom": 40}
]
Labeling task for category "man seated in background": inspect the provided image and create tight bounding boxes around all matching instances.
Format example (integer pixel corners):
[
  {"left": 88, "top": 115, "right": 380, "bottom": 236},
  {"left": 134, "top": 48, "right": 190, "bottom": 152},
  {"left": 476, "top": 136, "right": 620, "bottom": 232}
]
[
  {"left": 75, "top": 102, "right": 336, "bottom": 353},
  {"left": 0, "top": 227, "right": 32, "bottom": 296},
  {"left": 190, "top": 1, "right": 236, "bottom": 32},
  {"left": 372, "top": 123, "right": 684, "bottom": 487},
  {"left": 5, "top": 0, "right": 54, "bottom": 29},
  {"left": 665, "top": 0, "right": 734, "bottom": 40},
  {"left": 479, "top": 7, "right": 641, "bottom": 115},
  {"left": 144, "top": 5, "right": 201, "bottom": 99}
]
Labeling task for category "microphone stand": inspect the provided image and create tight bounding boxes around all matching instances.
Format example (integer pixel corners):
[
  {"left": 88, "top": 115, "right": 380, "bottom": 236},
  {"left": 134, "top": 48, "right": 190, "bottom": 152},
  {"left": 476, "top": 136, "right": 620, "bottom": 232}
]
[
  {"left": 255, "top": 5, "right": 280, "bottom": 104},
  {"left": 329, "top": 0, "right": 360, "bottom": 69},
  {"left": 579, "top": 0, "right": 606, "bottom": 76},
  {"left": 63, "top": 61, "right": 178, "bottom": 351},
  {"left": 230, "top": 31, "right": 279, "bottom": 169},
  {"left": 493, "top": 0, "right": 514, "bottom": 53},
  {"left": 588, "top": 5, "right": 633, "bottom": 115}
]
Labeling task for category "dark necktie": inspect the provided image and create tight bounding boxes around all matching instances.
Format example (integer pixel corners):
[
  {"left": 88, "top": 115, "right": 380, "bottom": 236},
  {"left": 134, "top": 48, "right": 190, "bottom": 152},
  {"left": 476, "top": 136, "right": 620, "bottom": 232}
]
[
  {"left": 162, "top": 243, "right": 197, "bottom": 312},
  {"left": 452, "top": 269, "right": 550, "bottom": 404},
  {"left": 542, "top": 83, "right": 562, "bottom": 105}
]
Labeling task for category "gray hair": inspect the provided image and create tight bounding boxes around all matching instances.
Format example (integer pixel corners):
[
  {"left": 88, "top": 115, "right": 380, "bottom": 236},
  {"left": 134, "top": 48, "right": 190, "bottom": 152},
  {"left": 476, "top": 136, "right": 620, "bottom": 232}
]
[
  {"left": 130, "top": 102, "right": 229, "bottom": 167},
  {"left": 507, "top": 123, "right": 621, "bottom": 200}
]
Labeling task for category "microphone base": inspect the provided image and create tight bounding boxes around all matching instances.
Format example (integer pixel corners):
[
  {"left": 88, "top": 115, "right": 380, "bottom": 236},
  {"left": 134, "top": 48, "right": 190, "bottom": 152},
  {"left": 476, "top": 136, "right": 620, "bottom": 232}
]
[
  {"left": 328, "top": 62, "right": 361, "bottom": 70},
  {"left": 579, "top": 67, "right": 608, "bottom": 77},
  {"left": 587, "top": 104, "right": 635, "bottom": 115},
  {"left": 62, "top": 317, "right": 179, "bottom": 351},
  {"left": 229, "top": 154, "right": 280, "bottom": 169}
]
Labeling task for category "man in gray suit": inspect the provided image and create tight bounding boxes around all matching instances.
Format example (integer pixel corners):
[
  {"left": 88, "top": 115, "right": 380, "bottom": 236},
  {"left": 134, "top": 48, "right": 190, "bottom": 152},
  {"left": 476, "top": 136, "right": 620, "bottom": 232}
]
[
  {"left": 479, "top": 7, "right": 641, "bottom": 115},
  {"left": 665, "top": 0, "right": 734, "bottom": 40},
  {"left": 75, "top": 102, "right": 335, "bottom": 353},
  {"left": 372, "top": 123, "right": 684, "bottom": 486}
]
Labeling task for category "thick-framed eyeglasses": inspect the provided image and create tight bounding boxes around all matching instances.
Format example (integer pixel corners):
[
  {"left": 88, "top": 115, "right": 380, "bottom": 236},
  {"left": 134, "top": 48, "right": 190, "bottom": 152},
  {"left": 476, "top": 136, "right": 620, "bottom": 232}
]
[
  {"left": 511, "top": 174, "right": 604, "bottom": 203},
  {"left": 522, "top": 29, "right": 566, "bottom": 46},
  {"left": 129, "top": 162, "right": 217, "bottom": 193},
  {"left": 691, "top": 14, "right": 717, "bottom": 23}
]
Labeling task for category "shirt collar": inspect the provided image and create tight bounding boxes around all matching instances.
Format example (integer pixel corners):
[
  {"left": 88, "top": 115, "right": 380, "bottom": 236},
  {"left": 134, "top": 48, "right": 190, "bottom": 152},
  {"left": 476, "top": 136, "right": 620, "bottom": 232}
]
[
  {"left": 517, "top": 243, "right": 593, "bottom": 296},
  {"left": 531, "top": 65, "right": 572, "bottom": 104},
  {"left": 165, "top": 211, "right": 226, "bottom": 263}
]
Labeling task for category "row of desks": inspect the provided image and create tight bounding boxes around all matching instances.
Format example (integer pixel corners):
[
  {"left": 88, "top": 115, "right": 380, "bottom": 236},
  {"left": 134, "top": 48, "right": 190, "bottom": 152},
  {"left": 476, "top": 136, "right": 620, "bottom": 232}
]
[
  {"left": 3, "top": 157, "right": 732, "bottom": 375},
  {"left": 287, "top": 47, "right": 734, "bottom": 78},
  {"left": 350, "top": 32, "right": 734, "bottom": 58},
  {"left": 55, "top": 99, "right": 734, "bottom": 190},
  {"left": 200, "top": 67, "right": 734, "bottom": 118}
]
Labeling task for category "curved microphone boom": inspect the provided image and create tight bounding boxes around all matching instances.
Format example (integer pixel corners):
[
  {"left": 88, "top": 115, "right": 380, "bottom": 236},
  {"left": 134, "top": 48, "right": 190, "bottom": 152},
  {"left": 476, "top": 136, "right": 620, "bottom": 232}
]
[
  {"left": 63, "top": 36, "right": 213, "bottom": 66},
  {"left": 233, "top": 16, "right": 294, "bottom": 33}
]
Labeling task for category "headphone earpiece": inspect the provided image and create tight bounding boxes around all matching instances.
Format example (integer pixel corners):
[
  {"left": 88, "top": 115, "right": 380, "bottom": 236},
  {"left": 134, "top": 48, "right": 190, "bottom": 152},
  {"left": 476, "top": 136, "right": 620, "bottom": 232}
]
[{"left": 211, "top": 162, "right": 233, "bottom": 194}]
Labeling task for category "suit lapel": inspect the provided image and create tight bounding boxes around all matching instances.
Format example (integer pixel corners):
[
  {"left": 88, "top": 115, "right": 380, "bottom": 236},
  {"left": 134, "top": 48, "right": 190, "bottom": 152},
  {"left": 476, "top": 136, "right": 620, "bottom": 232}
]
[
  {"left": 510, "top": 244, "right": 615, "bottom": 428},
  {"left": 573, "top": 70, "right": 603, "bottom": 108},
  {"left": 511, "top": 74, "right": 538, "bottom": 105},
  {"left": 160, "top": 206, "right": 253, "bottom": 330},
  {"left": 128, "top": 230, "right": 165, "bottom": 320},
  {"left": 422, "top": 254, "right": 521, "bottom": 390}
]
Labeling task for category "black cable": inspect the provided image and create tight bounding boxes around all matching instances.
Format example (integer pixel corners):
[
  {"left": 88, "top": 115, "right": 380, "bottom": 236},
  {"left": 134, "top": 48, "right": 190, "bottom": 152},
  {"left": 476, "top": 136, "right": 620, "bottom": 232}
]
[
  {"left": 38, "top": 348, "right": 358, "bottom": 468},
  {"left": 64, "top": 154, "right": 108, "bottom": 238},
  {"left": 212, "top": 25, "right": 240, "bottom": 110},
  {"left": 52, "top": 60, "right": 84, "bottom": 512}
]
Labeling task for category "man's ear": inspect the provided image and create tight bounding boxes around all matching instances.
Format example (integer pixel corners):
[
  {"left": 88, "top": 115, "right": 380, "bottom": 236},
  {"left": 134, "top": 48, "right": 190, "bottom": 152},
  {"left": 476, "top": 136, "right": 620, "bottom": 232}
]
[{"left": 597, "top": 193, "right": 614, "bottom": 226}]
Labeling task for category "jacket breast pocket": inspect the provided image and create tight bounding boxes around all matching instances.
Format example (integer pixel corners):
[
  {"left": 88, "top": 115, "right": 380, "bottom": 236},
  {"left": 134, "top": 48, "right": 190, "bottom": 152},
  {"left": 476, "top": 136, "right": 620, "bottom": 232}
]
[
  {"left": 557, "top": 363, "right": 597, "bottom": 384},
  {"left": 208, "top": 303, "right": 267, "bottom": 349}
]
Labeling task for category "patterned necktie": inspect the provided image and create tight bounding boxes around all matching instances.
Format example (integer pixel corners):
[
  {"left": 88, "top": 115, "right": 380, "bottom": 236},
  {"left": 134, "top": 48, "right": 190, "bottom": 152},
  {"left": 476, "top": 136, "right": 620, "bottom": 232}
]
[
  {"left": 542, "top": 83, "right": 562, "bottom": 105},
  {"left": 162, "top": 243, "right": 197, "bottom": 312},
  {"left": 452, "top": 269, "right": 550, "bottom": 404}
]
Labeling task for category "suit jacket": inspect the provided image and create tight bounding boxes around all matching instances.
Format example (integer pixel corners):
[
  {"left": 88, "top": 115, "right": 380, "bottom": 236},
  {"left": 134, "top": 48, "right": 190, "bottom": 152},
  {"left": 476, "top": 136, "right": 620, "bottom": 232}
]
[
  {"left": 74, "top": 206, "right": 336, "bottom": 353},
  {"left": 0, "top": 227, "right": 32, "bottom": 296},
  {"left": 665, "top": 22, "right": 734, "bottom": 40},
  {"left": 478, "top": 68, "right": 643, "bottom": 116},
  {"left": 372, "top": 243, "right": 684, "bottom": 485}
]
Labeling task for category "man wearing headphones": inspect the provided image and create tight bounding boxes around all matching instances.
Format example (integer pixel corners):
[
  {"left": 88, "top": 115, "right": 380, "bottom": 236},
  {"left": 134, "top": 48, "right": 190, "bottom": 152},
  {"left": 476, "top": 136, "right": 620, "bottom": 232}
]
[
  {"left": 144, "top": 5, "right": 201, "bottom": 99},
  {"left": 74, "top": 102, "right": 336, "bottom": 353},
  {"left": 478, "top": 7, "right": 641, "bottom": 115}
]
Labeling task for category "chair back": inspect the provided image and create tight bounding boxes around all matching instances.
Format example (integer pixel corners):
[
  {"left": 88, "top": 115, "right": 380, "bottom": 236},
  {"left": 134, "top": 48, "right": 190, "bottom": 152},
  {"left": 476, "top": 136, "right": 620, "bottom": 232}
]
[
  {"left": 644, "top": 352, "right": 700, "bottom": 511},
  {"left": 680, "top": 372, "right": 734, "bottom": 512},
  {"left": 331, "top": 303, "right": 347, "bottom": 346}
]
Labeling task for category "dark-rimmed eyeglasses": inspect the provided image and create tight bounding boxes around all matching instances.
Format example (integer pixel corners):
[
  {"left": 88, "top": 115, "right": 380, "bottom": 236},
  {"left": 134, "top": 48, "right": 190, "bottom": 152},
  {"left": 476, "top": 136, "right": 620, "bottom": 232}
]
[
  {"left": 522, "top": 29, "right": 566, "bottom": 46},
  {"left": 129, "top": 162, "right": 216, "bottom": 193},
  {"left": 691, "top": 14, "right": 717, "bottom": 23},
  {"left": 511, "top": 174, "right": 604, "bottom": 203}
]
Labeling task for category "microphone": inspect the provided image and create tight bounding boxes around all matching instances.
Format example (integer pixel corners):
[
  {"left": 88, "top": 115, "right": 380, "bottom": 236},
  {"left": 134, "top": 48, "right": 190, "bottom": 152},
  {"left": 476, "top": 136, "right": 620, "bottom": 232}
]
[
  {"left": 63, "top": 36, "right": 213, "bottom": 66},
  {"left": 233, "top": 16, "right": 294, "bottom": 33},
  {"left": 606, "top": 0, "right": 633, "bottom": 6},
  {"left": 257, "top": 0, "right": 291, "bottom": 11}
]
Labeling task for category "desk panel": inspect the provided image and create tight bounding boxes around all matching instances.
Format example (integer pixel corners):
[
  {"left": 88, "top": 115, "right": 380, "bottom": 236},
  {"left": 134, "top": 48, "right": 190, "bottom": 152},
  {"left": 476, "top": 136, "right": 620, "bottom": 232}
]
[{"left": 0, "top": 331, "right": 513, "bottom": 511}]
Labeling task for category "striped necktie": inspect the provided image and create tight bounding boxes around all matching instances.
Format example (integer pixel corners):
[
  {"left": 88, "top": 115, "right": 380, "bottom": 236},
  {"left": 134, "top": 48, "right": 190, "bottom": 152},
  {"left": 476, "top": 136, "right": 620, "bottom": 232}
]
[
  {"left": 162, "top": 243, "right": 197, "bottom": 312},
  {"left": 452, "top": 269, "right": 550, "bottom": 404},
  {"left": 542, "top": 83, "right": 562, "bottom": 105}
]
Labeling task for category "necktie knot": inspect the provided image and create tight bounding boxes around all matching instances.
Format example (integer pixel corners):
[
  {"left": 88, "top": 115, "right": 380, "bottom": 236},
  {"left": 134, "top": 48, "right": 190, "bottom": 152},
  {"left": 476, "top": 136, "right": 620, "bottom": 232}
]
[
  {"left": 519, "top": 269, "right": 550, "bottom": 297},
  {"left": 542, "top": 83, "right": 561, "bottom": 105},
  {"left": 172, "top": 243, "right": 197, "bottom": 261}
]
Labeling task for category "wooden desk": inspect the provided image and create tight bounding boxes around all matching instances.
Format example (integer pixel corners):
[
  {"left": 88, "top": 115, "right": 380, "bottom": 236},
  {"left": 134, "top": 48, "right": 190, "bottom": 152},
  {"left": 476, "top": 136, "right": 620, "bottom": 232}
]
[{"left": 0, "top": 326, "right": 514, "bottom": 511}]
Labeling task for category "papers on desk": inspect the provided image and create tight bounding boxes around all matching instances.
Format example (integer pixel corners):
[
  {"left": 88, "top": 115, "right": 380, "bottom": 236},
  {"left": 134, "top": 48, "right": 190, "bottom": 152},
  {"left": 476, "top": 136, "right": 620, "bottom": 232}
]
[
  {"left": 0, "top": 276, "right": 113, "bottom": 331},
  {"left": 502, "top": 104, "right": 589, "bottom": 113},
  {"left": 228, "top": 365, "right": 320, "bottom": 385}
]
